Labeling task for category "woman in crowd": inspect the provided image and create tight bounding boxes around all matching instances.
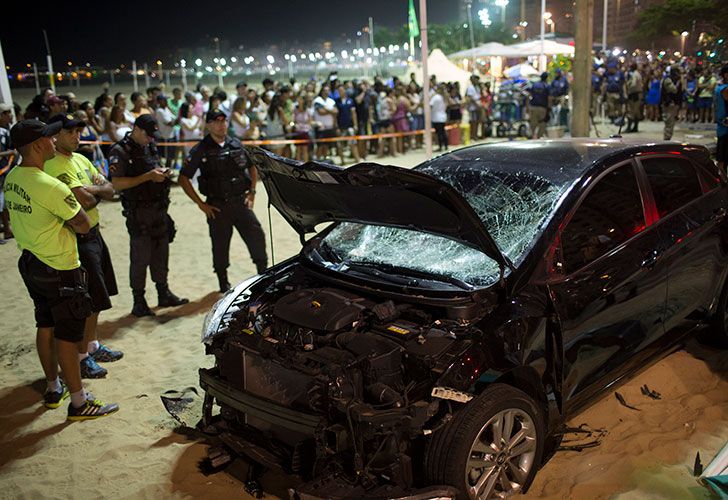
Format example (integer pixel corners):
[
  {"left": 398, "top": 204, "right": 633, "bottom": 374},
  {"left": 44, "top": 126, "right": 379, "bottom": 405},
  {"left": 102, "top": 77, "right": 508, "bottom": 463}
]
[
  {"left": 230, "top": 97, "right": 251, "bottom": 141},
  {"left": 392, "top": 86, "right": 415, "bottom": 155},
  {"left": 431, "top": 84, "right": 449, "bottom": 152},
  {"left": 264, "top": 93, "right": 290, "bottom": 157},
  {"left": 292, "top": 94, "right": 313, "bottom": 162},
  {"left": 105, "top": 105, "right": 131, "bottom": 143},
  {"left": 178, "top": 103, "right": 202, "bottom": 156},
  {"left": 644, "top": 69, "right": 662, "bottom": 122},
  {"left": 376, "top": 87, "right": 396, "bottom": 158}
]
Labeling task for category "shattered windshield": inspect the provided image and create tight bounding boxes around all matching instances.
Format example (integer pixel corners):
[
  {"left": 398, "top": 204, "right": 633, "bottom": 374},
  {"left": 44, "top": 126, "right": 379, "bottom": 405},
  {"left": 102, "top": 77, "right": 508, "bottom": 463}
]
[{"left": 319, "top": 162, "right": 570, "bottom": 287}]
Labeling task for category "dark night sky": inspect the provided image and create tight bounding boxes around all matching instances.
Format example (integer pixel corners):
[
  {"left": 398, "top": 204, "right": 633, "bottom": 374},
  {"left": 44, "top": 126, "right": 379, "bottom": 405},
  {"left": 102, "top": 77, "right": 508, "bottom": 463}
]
[{"left": 2, "top": 0, "right": 461, "bottom": 68}]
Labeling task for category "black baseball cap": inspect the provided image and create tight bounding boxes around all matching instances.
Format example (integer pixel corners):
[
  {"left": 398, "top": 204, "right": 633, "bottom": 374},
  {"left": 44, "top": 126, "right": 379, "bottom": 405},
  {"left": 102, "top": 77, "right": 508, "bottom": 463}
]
[
  {"left": 205, "top": 108, "right": 227, "bottom": 123},
  {"left": 10, "top": 119, "right": 62, "bottom": 148},
  {"left": 48, "top": 113, "right": 85, "bottom": 130},
  {"left": 133, "top": 114, "right": 162, "bottom": 140}
]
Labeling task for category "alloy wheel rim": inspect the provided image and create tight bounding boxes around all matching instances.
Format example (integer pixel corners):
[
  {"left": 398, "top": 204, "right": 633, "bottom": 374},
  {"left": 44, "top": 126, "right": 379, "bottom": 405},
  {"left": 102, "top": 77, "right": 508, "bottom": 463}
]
[{"left": 465, "top": 408, "right": 537, "bottom": 499}]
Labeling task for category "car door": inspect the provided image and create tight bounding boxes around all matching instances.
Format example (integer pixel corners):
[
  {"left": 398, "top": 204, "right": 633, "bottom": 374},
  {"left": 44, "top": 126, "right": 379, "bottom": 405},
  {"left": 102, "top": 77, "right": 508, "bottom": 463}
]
[
  {"left": 546, "top": 160, "right": 669, "bottom": 409},
  {"left": 637, "top": 154, "right": 728, "bottom": 343}
]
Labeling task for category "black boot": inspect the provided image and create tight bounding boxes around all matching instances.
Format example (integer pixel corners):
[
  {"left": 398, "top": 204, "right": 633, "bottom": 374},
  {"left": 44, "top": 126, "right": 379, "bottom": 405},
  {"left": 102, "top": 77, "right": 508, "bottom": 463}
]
[
  {"left": 254, "top": 260, "right": 268, "bottom": 275},
  {"left": 156, "top": 283, "right": 189, "bottom": 307},
  {"left": 632, "top": 120, "right": 639, "bottom": 133},
  {"left": 217, "top": 272, "right": 231, "bottom": 293},
  {"left": 624, "top": 118, "right": 635, "bottom": 133},
  {"left": 131, "top": 291, "right": 155, "bottom": 317}
]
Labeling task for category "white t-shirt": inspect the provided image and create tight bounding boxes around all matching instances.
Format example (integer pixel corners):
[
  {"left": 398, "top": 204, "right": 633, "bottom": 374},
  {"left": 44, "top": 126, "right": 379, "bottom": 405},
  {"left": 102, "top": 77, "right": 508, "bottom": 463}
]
[
  {"left": 430, "top": 94, "right": 447, "bottom": 123},
  {"left": 180, "top": 116, "right": 202, "bottom": 140},
  {"left": 123, "top": 109, "right": 135, "bottom": 126},
  {"left": 230, "top": 112, "right": 250, "bottom": 139},
  {"left": 155, "top": 107, "right": 176, "bottom": 139},
  {"left": 313, "top": 96, "right": 336, "bottom": 130},
  {"left": 466, "top": 84, "right": 480, "bottom": 109}
]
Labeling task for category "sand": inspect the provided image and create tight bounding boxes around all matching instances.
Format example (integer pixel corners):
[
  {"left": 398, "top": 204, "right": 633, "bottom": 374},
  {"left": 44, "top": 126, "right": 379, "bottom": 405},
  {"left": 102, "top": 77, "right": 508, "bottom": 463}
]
[{"left": 0, "top": 121, "right": 726, "bottom": 499}]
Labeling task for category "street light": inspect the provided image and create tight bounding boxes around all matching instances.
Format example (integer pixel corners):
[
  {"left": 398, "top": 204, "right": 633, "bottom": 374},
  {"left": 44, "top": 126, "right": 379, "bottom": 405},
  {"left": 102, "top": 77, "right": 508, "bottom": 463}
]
[
  {"left": 494, "top": 0, "right": 509, "bottom": 24},
  {"left": 478, "top": 8, "right": 492, "bottom": 27},
  {"left": 681, "top": 31, "right": 689, "bottom": 54},
  {"left": 543, "top": 12, "right": 555, "bottom": 34}
]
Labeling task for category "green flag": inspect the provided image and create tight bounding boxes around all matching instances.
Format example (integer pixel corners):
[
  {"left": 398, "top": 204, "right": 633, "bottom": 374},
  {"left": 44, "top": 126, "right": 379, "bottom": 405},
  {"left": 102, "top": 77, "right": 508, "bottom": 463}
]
[{"left": 408, "top": 0, "right": 419, "bottom": 39}]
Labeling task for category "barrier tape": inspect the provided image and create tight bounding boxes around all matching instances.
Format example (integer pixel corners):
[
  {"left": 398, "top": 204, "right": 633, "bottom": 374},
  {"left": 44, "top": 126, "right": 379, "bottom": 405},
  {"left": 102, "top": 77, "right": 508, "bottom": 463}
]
[{"left": 79, "top": 124, "right": 458, "bottom": 147}]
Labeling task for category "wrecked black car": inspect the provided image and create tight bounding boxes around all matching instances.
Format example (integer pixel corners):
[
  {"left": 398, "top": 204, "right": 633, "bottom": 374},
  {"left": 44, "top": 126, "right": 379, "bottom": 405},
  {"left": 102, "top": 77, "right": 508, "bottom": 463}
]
[{"left": 199, "top": 140, "right": 728, "bottom": 499}]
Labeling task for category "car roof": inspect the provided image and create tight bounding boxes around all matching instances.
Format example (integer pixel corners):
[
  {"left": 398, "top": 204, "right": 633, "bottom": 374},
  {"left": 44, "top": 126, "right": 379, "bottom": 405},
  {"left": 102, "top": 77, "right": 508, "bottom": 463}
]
[{"left": 416, "top": 139, "right": 710, "bottom": 185}]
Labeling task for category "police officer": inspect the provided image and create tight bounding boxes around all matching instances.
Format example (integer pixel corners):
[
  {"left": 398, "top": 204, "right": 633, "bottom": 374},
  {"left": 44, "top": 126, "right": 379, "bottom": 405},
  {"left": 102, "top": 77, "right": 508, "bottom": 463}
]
[
  {"left": 178, "top": 109, "right": 267, "bottom": 292},
  {"left": 109, "top": 114, "right": 188, "bottom": 317},
  {"left": 625, "top": 62, "right": 643, "bottom": 133},
  {"left": 6, "top": 119, "right": 118, "bottom": 420},
  {"left": 603, "top": 63, "right": 626, "bottom": 122},
  {"left": 550, "top": 68, "right": 570, "bottom": 129},
  {"left": 661, "top": 67, "right": 683, "bottom": 141},
  {"left": 45, "top": 113, "right": 123, "bottom": 379},
  {"left": 528, "top": 72, "right": 551, "bottom": 139}
]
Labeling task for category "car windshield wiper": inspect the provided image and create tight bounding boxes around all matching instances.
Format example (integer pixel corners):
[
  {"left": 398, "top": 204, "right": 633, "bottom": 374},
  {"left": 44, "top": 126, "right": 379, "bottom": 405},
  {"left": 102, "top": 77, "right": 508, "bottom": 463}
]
[
  {"left": 343, "top": 262, "right": 423, "bottom": 287},
  {"left": 346, "top": 261, "right": 474, "bottom": 291}
]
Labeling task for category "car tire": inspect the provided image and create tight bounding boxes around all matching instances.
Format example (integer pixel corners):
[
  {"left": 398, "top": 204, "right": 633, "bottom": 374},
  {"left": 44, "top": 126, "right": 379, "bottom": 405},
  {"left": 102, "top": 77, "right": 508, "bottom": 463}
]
[{"left": 424, "top": 384, "right": 545, "bottom": 499}]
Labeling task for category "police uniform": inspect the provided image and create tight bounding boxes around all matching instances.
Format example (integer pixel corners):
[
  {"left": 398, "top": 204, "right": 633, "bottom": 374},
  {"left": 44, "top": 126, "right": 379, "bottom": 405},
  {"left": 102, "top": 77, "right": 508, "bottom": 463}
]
[
  {"left": 181, "top": 115, "right": 267, "bottom": 292},
  {"left": 604, "top": 69, "right": 625, "bottom": 120},
  {"left": 625, "top": 68, "right": 643, "bottom": 133},
  {"left": 661, "top": 72, "right": 683, "bottom": 141},
  {"left": 108, "top": 115, "right": 187, "bottom": 316}
]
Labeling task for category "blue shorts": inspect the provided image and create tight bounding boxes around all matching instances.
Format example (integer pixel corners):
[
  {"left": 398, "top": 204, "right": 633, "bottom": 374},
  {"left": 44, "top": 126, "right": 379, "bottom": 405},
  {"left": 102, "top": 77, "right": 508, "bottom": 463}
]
[{"left": 699, "top": 97, "right": 713, "bottom": 109}]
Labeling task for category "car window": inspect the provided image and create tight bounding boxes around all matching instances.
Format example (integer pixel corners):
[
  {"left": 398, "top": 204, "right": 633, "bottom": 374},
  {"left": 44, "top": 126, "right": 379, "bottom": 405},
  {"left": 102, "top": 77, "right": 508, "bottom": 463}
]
[
  {"left": 642, "top": 157, "right": 703, "bottom": 217},
  {"left": 695, "top": 162, "right": 721, "bottom": 192},
  {"left": 561, "top": 165, "right": 645, "bottom": 274}
]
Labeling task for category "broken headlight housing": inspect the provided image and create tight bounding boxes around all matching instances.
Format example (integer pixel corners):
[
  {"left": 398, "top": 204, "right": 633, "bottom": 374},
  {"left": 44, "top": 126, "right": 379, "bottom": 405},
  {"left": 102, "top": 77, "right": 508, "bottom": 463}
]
[{"left": 201, "top": 274, "right": 261, "bottom": 344}]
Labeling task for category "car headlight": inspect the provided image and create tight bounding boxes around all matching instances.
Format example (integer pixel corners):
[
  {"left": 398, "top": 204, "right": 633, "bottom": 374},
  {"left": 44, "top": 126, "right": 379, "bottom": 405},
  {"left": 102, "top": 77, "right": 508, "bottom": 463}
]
[{"left": 201, "top": 274, "right": 262, "bottom": 344}]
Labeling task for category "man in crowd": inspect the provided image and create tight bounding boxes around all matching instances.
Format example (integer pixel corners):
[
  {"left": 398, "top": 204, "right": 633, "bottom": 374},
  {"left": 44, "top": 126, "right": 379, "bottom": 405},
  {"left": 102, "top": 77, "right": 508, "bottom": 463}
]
[
  {"left": 44, "top": 113, "right": 123, "bottom": 379},
  {"left": 625, "top": 62, "right": 643, "bottom": 133},
  {"left": 0, "top": 103, "right": 17, "bottom": 243},
  {"left": 129, "top": 92, "right": 151, "bottom": 120},
  {"left": 698, "top": 67, "right": 717, "bottom": 123},
  {"left": 154, "top": 95, "right": 177, "bottom": 169},
  {"left": 465, "top": 75, "right": 482, "bottom": 142},
  {"left": 178, "top": 109, "right": 267, "bottom": 292},
  {"left": 108, "top": 115, "right": 188, "bottom": 316},
  {"left": 313, "top": 85, "right": 338, "bottom": 160},
  {"left": 334, "top": 83, "right": 360, "bottom": 165},
  {"left": 590, "top": 67, "right": 603, "bottom": 118},
  {"left": 715, "top": 64, "right": 728, "bottom": 172},
  {"left": 5, "top": 119, "right": 119, "bottom": 420},
  {"left": 661, "top": 67, "right": 683, "bottom": 141},
  {"left": 47, "top": 96, "right": 67, "bottom": 117},
  {"left": 528, "top": 72, "right": 551, "bottom": 139}
]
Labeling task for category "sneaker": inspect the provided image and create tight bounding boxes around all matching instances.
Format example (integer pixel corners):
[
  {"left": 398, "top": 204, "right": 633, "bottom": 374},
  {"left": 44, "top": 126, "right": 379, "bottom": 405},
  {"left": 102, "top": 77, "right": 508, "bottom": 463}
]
[
  {"left": 43, "top": 382, "right": 70, "bottom": 409},
  {"left": 91, "top": 344, "right": 124, "bottom": 363},
  {"left": 67, "top": 394, "right": 119, "bottom": 421},
  {"left": 80, "top": 356, "right": 108, "bottom": 379}
]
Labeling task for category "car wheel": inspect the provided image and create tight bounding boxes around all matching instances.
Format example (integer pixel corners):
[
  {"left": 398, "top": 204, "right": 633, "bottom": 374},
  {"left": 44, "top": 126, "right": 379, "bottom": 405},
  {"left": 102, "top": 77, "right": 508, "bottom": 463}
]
[{"left": 425, "top": 384, "right": 545, "bottom": 499}]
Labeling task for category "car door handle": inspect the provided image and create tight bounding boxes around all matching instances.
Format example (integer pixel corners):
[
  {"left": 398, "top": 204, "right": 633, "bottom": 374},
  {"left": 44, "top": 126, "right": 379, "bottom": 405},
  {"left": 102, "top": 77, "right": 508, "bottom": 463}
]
[{"left": 641, "top": 250, "right": 660, "bottom": 270}]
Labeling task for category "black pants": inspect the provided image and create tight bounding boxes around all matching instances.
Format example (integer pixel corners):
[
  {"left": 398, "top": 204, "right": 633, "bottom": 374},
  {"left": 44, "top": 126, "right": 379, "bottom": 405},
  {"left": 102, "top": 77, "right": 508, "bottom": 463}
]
[
  {"left": 78, "top": 226, "right": 118, "bottom": 312},
  {"left": 18, "top": 251, "right": 92, "bottom": 342},
  {"left": 124, "top": 207, "right": 171, "bottom": 293},
  {"left": 433, "top": 122, "right": 447, "bottom": 150},
  {"left": 207, "top": 197, "right": 268, "bottom": 275}
]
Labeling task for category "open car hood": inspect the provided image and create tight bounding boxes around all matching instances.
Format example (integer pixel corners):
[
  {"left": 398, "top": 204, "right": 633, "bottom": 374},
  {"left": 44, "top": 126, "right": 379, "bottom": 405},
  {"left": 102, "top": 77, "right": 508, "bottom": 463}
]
[{"left": 249, "top": 148, "right": 511, "bottom": 271}]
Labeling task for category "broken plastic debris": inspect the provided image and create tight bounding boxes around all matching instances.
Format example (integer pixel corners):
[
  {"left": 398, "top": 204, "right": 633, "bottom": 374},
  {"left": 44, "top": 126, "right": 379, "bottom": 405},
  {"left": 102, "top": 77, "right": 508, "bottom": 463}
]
[{"left": 615, "top": 391, "right": 640, "bottom": 411}]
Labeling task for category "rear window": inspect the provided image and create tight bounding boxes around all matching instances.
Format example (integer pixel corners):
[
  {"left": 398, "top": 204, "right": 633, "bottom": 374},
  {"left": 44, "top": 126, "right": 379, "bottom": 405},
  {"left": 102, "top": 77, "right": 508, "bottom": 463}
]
[{"left": 642, "top": 157, "right": 703, "bottom": 217}]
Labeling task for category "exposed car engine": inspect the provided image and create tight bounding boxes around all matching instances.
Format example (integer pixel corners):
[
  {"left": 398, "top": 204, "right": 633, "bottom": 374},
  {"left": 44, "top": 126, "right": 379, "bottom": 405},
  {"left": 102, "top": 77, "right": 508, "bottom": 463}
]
[{"left": 200, "top": 269, "right": 490, "bottom": 498}]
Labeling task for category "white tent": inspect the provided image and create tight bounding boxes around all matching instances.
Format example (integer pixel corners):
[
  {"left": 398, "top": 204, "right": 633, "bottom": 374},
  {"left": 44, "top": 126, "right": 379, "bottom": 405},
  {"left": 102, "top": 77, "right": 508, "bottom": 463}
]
[
  {"left": 414, "top": 48, "right": 473, "bottom": 91},
  {"left": 504, "top": 63, "right": 540, "bottom": 79},
  {"left": 497, "top": 40, "right": 575, "bottom": 57},
  {"left": 448, "top": 42, "right": 508, "bottom": 60}
]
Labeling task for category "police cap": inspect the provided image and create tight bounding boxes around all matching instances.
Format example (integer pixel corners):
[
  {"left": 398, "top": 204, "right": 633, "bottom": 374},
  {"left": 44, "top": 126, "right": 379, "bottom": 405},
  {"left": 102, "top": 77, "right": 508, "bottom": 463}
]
[
  {"left": 205, "top": 108, "right": 227, "bottom": 123},
  {"left": 134, "top": 114, "right": 163, "bottom": 140},
  {"left": 10, "top": 119, "right": 62, "bottom": 148},
  {"left": 48, "top": 113, "right": 86, "bottom": 130}
]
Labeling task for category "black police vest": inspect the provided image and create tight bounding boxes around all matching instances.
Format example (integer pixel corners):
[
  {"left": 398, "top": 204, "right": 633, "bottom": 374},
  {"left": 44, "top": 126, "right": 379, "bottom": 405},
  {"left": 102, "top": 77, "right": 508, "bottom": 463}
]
[
  {"left": 197, "top": 144, "right": 252, "bottom": 200},
  {"left": 118, "top": 137, "right": 170, "bottom": 209}
]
